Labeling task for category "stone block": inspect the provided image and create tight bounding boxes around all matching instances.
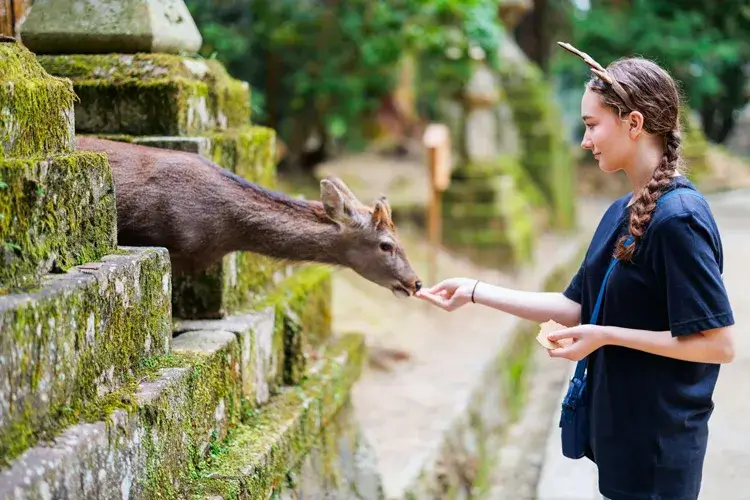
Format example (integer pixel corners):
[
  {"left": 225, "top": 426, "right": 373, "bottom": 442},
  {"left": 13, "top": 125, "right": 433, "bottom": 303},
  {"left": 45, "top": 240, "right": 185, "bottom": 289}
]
[
  {"left": 0, "top": 247, "right": 172, "bottom": 465},
  {"left": 0, "top": 151, "right": 117, "bottom": 292},
  {"left": 190, "top": 333, "right": 367, "bottom": 500},
  {"left": 96, "top": 125, "right": 277, "bottom": 188},
  {"left": 0, "top": 38, "right": 75, "bottom": 158},
  {"left": 37, "top": 53, "right": 251, "bottom": 136},
  {"left": 173, "top": 307, "right": 280, "bottom": 408},
  {"left": 20, "top": 0, "right": 202, "bottom": 55},
  {"left": 0, "top": 328, "right": 243, "bottom": 499},
  {"left": 443, "top": 158, "right": 539, "bottom": 269},
  {"left": 171, "top": 252, "right": 292, "bottom": 320}
]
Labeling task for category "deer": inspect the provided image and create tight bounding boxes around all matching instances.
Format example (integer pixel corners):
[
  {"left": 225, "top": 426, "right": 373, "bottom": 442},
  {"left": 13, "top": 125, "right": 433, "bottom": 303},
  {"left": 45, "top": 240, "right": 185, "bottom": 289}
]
[
  {"left": 75, "top": 137, "right": 422, "bottom": 367},
  {"left": 75, "top": 136, "right": 422, "bottom": 296}
]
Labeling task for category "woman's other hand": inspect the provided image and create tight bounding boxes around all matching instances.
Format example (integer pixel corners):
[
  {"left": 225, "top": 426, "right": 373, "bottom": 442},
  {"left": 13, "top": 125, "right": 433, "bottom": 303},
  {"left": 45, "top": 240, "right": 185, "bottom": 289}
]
[{"left": 414, "top": 278, "right": 478, "bottom": 311}]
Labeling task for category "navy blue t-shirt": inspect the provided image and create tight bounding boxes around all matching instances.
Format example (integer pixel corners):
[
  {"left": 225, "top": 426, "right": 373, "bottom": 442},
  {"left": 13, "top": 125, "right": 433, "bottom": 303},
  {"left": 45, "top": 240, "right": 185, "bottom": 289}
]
[{"left": 563, "top": 176, "right": 734, "bottom": 500}]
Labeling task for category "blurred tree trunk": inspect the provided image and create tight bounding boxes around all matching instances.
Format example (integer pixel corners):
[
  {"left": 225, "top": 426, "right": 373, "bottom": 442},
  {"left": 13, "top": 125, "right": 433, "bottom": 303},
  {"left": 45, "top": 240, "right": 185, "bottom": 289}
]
[{"left": 515, "top": 0, "right": 573, "bottom": 73}]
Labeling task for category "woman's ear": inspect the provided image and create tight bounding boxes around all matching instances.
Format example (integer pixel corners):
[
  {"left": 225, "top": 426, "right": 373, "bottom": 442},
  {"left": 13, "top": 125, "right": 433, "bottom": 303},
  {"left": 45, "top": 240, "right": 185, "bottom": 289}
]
[{"left": 628, "top": 110, "right": 645, "bottom": 139}]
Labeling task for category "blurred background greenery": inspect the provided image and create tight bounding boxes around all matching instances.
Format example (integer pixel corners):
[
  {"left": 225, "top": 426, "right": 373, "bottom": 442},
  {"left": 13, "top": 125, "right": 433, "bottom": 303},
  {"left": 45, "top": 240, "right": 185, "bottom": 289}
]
[{"left": 183, "top": 0, "right": 749, "bottom": 168}]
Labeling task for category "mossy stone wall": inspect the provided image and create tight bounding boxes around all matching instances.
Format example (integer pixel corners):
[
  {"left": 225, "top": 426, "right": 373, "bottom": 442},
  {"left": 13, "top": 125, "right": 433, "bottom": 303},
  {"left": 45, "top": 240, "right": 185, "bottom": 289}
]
[
  {"left": 498, "top": 61, "right": 577, "bottom": 230},
  {"left": 190, "top": 333, "right": 366, "bottom": 500},
  {"left": 442, "top": 157, "right": 541, "bottom": 269},
  {"left": 0, "top": 39, "right": 75, "bottom": 159},
  {"left": 37, "top": 54, "right": 251, "bottom": 136},
  {"left": 0, "top": 247, "right": 171, "bottom": 466},
  {"left": 0, "top": 152, "right": 118, "bottom": 292}
]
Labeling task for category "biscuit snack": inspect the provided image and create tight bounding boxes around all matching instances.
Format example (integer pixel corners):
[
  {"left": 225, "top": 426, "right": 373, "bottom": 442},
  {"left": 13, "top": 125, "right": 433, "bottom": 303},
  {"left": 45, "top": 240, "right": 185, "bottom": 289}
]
[{"left": 536, "top": 319, "right": 574, "bottom": 349}]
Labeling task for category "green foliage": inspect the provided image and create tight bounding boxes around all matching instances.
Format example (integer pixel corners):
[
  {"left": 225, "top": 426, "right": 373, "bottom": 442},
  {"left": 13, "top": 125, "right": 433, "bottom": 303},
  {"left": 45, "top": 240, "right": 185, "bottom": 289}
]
[
  {"left": 553, "top": 0, "right": 750, "bottom": 143},
  {"left": 186, "top": 0, "right": 505, "bottom": 152}
]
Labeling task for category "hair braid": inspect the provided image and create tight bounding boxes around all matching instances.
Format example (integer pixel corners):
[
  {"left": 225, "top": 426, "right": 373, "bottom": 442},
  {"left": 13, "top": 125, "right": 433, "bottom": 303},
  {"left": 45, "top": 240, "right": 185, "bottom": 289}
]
[{"left": 614, "top": 129, "right": 682, "bottom": 261}]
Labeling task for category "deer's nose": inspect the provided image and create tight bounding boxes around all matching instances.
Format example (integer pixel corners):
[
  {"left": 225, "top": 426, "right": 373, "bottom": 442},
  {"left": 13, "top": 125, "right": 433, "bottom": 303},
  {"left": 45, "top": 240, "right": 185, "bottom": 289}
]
[{"left": 414, "top": 281, "right": 422, "bottom": 292}]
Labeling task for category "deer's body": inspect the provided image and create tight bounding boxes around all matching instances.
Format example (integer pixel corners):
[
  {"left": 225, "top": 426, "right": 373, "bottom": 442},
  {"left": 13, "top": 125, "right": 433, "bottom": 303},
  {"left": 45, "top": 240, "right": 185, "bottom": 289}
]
[{"left": 75, "top": 137, "right": 421, "bottom": 296}]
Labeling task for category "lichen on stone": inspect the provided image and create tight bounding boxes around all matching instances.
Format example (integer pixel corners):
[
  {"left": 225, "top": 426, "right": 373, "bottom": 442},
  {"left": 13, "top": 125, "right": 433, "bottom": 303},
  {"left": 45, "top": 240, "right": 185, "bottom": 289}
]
[
  {"left": 0, "top": 39, "right": 76, "bottom": 158},
  {"left": 0, "top": 151, "right": 117, "bottom": 292}
]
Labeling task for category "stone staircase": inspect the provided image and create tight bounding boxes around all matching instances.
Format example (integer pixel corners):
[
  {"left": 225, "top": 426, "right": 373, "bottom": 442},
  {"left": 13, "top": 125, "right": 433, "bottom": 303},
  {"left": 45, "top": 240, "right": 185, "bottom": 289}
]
[{"left": 1, "top": 11, "right": 375, "bottom": 500}]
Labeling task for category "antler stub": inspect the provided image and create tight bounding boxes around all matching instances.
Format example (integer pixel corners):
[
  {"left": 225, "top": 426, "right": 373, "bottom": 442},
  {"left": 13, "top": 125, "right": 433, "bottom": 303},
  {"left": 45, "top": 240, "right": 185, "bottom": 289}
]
[{"left": 556, "top": 41, "right": 613, "bottom": 84}]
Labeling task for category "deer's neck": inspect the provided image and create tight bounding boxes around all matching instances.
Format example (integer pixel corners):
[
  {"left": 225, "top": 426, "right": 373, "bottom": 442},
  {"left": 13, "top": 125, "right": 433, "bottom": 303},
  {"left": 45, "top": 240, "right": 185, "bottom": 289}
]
[{"left": 222, "top": 180, "right": 345, "bottom": 266}]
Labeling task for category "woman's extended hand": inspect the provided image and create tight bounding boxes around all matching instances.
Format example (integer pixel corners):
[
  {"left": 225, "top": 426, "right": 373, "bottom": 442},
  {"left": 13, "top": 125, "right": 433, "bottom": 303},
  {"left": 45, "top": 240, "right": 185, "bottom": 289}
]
[
  {"left": 546, "top": 324, "right": 608, "bottom": 361},
  {"left": 414, "top": 278, "right": 478, "bottom": 311}
]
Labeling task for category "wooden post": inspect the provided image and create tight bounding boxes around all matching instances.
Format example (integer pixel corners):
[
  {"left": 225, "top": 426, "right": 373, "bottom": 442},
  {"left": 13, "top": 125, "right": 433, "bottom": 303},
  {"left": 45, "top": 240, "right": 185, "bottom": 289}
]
[{"left": 422, "top": 123, "right": 452, "bottom": 286}]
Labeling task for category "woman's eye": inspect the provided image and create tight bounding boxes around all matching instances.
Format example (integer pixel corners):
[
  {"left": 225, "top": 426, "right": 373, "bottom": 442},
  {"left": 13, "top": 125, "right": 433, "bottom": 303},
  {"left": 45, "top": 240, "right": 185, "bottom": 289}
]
[{"left": 380, "top": 242, "right": 393, "bottom": 252}]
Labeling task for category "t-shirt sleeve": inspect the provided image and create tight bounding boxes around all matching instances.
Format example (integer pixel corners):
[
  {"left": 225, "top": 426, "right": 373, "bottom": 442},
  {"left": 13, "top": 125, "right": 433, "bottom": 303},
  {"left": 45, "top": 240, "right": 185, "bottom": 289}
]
[
  {"left": 562, "top": 260, "right": 585, "bottom": 304},
  {"left": 649, "top": 211, "right": 734, "bottom": 337}
]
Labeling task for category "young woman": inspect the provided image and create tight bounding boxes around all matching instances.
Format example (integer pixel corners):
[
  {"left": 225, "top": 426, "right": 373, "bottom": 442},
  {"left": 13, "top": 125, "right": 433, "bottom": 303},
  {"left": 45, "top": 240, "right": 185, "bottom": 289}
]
[{"left": 415, "top": 44, "right": 735, "bottom": 500}]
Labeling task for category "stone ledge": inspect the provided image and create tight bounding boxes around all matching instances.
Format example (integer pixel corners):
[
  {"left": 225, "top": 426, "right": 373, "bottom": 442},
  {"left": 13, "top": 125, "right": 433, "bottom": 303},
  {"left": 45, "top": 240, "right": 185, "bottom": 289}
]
[
  {"left": 0, "top": 327, "right": 243, "bottom": 499},
  {"left": 174, "top": 264, "right": 333, "bottom": 396},
  {"left": 190, "top": 333, "right": 368, "bottom": 499},
  {"left": 0, "top": 151, "right": 118, "bottom": 292},
  {"left": 0, "top": 247, "right": 171, "bottom": 465},
  {"left": 0, "top": 39, "right": 75, "bottom": 158},
  {"left": 37, "top": 53, "right": 251, "bottom": 136},
  {"left": 174, "top": 308, "right": 280, "bottom": 409}
]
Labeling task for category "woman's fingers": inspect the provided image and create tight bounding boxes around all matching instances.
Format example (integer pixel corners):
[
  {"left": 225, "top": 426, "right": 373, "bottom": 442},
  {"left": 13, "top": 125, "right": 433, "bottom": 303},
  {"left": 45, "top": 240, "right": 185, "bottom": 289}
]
[{"left": 415, "top": 290, "right": 450, "bottom": 310}]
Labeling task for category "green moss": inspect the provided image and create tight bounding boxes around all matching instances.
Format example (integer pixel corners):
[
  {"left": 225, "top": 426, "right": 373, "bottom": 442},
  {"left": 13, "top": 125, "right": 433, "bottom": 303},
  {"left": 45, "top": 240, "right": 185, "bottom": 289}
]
[
  {"left": 0, "top": 39, "right": 76, "bottom": 158},
  {"left": 255, "top": 265, "right": 333, "bottom": 386},
  {"left": 136, "top": 331, "right": 244, "bottom": 498},
  {"left": 171, "top": 252, "right": 289, "bottom": 320},
  {"left": 207, "top": 125, "right": 277, "bottom": 189},
  {"left": 189, "top": 333, "right": 365, "bottom": 499},
  {"left": 0, "top": 151, "right": 117, "bottom": 293},
  {"left": 442, "top": 156, "right": 538, "bottom": 269},
  {"left": 0, "top": 247, "right": 172, "bottom": 465},
  {"left": 498, "top": 62, "right": 577, "bottom": 229},
  {"left": 37, "top": 53, "right": 251, "bottom": 136}
]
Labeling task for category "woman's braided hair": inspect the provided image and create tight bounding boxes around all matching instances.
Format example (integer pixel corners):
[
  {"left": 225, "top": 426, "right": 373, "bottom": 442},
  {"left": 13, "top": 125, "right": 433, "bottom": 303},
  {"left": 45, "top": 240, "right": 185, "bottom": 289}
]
[{"left": 588, "top": 58, "right": 684, "bottom": 261}]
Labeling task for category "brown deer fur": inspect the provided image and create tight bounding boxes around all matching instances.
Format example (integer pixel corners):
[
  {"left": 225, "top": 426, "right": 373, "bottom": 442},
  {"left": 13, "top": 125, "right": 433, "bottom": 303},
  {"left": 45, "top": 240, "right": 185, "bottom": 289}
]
[{"left": 75, "top": 137, "right": 422, "bottom": 297}]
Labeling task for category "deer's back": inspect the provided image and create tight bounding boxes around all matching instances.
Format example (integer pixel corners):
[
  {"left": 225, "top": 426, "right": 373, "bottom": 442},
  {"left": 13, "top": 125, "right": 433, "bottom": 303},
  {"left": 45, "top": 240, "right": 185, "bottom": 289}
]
[{"left": 75, "top": 137, "right": 235, "bottom": 270}]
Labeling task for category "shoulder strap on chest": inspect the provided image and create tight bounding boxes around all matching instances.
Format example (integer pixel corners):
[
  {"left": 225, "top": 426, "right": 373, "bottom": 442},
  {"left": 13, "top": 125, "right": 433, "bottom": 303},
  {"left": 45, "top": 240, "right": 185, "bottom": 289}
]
[{"left": 573, "top": 186, "right": 705, "bottom": 378}]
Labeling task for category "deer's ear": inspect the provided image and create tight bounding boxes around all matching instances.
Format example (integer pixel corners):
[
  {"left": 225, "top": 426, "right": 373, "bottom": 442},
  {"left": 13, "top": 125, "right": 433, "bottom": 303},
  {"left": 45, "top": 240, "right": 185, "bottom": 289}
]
[
  {"left": 371, "top": 197, "right": 393, "bottom": 229},
  {"left": 321, "top": 179, "right": 358, "bottom": 225}
]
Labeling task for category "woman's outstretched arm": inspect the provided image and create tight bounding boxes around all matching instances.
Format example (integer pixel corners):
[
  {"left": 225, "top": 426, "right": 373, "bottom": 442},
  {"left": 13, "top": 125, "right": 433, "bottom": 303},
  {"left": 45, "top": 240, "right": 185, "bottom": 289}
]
[{"left": 415, "top": 278, "right": 581, "bottom": 327}]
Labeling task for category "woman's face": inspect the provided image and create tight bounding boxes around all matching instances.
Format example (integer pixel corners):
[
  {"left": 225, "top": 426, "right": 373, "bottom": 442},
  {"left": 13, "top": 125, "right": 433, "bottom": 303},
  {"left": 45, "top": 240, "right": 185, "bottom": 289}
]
[{"left": 580, "top": 87, "right": 634, "bottom": 173}]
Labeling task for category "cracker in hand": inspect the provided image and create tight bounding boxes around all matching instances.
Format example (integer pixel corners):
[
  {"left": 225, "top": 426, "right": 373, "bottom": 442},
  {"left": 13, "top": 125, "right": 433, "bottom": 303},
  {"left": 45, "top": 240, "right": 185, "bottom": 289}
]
[{"left": 536, "top": 319, "right": 574, "bottom": 350}]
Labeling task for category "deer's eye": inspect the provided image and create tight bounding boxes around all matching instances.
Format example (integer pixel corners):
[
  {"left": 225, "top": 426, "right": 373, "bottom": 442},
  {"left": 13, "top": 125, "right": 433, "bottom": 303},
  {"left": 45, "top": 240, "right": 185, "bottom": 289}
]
[{"left": 379, "top": 242, "right": 393, "bottom": 252}]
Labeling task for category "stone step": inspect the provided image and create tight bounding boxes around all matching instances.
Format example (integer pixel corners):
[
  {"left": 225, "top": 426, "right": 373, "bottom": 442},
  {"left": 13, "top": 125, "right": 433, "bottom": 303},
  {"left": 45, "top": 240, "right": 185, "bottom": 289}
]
[
  {"left": 0, "top": 150, "right": 117, "bottom": 292},
  {"left": 189, "top": 333, "right": 377, "bottom": 500},
  {"left": 174, "top": 264, "right": 334, "bottom": 389},
  {"left": 0, "top": 247, "right": 171, "bottom": 465},
  {"left": 0, "top": 38, "right": 75, "bottom": 159},
  {"left": 0, "top": 325, "right": 244, "bottom": 499},
  {"left": 36, "top": 53, "right": 251, "bottom": 136}
]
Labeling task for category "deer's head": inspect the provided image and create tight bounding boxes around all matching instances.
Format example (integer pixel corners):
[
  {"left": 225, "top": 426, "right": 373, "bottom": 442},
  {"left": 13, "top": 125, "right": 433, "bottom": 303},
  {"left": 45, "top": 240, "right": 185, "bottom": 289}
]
[{"left": 320, "top": 176, "right": 421, "bottom": 297}]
